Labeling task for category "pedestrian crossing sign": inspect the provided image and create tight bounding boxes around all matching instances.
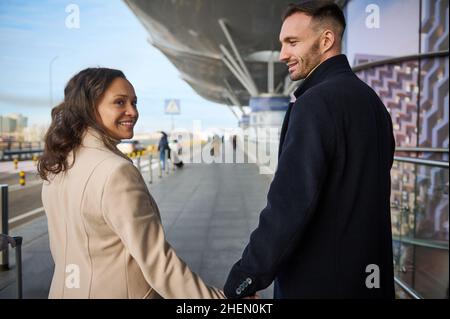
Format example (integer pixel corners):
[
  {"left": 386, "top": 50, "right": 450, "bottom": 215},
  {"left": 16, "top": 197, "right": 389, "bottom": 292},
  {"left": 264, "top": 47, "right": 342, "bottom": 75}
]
[{"left": 164, "top": 99, "right": 181, "bottom": 114}]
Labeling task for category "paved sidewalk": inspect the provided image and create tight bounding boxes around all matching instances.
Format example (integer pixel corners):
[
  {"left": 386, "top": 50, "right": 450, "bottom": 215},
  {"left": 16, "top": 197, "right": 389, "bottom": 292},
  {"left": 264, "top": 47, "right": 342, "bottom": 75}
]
[{"left": 0, "top": 160, "right": 274, "bottom": 298}]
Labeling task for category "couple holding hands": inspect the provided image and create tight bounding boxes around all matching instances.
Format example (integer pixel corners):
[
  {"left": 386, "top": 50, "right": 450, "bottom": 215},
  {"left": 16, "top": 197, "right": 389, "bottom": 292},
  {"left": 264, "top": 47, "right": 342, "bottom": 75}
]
[{"left": 39, "top": 1, "right": 395, "bottom": 299}]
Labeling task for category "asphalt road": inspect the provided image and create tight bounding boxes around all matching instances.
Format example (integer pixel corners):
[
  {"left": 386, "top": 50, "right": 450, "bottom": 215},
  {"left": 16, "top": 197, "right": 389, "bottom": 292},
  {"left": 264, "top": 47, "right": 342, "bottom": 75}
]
[{"left": 0, "top": 167, "right": 44, "bottom": 230}]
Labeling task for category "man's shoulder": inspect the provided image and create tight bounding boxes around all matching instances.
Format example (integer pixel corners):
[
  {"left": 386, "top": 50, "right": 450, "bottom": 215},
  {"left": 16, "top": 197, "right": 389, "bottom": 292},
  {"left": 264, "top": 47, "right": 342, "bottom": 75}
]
[{"left": 298, "top": 72, "right": 378, "bottom": 106}]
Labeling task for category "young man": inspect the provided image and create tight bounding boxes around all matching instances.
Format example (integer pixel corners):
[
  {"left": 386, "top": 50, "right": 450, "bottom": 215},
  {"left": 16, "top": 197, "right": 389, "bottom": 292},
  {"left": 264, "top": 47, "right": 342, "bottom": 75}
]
[{"left": 224, "top": 1, "right": 396, "bottom": 299}]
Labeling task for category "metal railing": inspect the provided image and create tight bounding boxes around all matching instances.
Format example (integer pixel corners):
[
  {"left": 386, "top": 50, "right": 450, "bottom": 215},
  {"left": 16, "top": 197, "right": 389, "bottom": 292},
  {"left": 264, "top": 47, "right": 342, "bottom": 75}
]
[
  {"left": 1, "top": 183, "right": 23, "bottom": 299},
  {"left": 0, "top": 149, "right": 43, "bottom": 161},
  {"left": 1, "top": 184, "right": 8, "bottom": 268},
  {"left": 392, "top": 151, "right": 448, "bottom": 299},
  {"left": 394, "top": 277, "right": 422, "bottom": 299},
  {"left": 0, "top": 235, "right": 23, "bottom": 299},
  {"left": 394, "top": 156, "right": 449, "bottom": 168},
  {"left": 394, "top": 147, "right": 448, "bottom": 167},
  {"left": 352, "top": 50, "right": 449, "bottom": 73},
  {"left": 395, "top": 147, "right": 449, "bottom": 153},
  {"left": 392, "top": 235, "right": 448, "bottom": 250}
]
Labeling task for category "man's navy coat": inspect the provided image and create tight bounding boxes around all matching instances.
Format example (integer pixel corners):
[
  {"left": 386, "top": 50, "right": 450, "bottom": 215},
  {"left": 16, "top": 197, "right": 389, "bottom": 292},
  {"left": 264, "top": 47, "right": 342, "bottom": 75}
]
[{"left": 224, "top": 54, "right": 396, "bottom": 299}]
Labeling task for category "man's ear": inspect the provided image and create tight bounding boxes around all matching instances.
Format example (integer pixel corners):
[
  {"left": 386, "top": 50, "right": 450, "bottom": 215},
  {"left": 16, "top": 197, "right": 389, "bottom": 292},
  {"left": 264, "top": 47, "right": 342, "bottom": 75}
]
[{"left": 321, "top": 29, "right": 335, "bottom": 54}]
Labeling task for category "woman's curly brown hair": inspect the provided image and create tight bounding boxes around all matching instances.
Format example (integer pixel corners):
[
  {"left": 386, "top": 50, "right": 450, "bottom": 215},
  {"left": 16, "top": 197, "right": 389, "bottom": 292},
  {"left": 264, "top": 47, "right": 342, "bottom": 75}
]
[{"left": 38, "top": 67, "right": 129, "bottom": 181}]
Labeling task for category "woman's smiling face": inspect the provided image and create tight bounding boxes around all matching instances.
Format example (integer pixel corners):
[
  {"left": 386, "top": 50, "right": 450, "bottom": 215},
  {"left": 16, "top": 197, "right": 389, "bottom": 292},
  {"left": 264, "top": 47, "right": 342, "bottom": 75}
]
[{"left": 96, "top": 77, "right": 138, "bottom": 140}]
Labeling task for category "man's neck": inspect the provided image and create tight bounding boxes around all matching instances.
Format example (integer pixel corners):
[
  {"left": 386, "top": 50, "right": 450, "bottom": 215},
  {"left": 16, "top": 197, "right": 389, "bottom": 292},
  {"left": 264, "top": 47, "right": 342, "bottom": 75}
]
[{"left": 305, "top": 51, "right": 341, "bottom": 79}]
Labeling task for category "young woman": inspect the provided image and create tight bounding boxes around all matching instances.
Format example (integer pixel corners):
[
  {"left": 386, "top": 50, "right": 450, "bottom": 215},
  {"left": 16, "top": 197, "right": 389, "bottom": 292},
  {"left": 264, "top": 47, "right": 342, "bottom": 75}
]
[{"left": 38, "top": 68, "right": 224, "bottom": 299}]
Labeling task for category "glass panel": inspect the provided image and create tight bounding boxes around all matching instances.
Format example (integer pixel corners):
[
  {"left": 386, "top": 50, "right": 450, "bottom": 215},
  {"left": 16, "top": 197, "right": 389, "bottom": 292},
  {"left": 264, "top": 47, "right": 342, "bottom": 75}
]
[
  {"left": 391, "top": 161, "right": 417, "bottom": 238},
  {"left": 391, "top": 160, "right": 449, "bottom": 298},
  {"left": 415, "top": 165, "right": 449, "bottom": 242},
  {"left": 345, "top": 0, "right": 420, "bottom": 67}
]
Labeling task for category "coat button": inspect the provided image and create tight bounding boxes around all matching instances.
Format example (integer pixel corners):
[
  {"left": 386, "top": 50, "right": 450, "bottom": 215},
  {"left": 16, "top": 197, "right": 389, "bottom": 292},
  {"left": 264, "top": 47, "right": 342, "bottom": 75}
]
[
  {"left": 236, "top": 288, "right": 242, "bottom": 295},
  {"left": 246, "top": 277, "right": 252, "bottom": 284}
]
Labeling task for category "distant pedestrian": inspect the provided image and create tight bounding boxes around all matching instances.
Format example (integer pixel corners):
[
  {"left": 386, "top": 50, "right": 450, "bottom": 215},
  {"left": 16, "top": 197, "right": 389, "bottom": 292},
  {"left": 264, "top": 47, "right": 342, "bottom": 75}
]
[
  {"left": 169, "top": 139, "right": 184, "bottom": 168},
  {"left": 158, "top": 131, "right": 170, "bottom": 170}
]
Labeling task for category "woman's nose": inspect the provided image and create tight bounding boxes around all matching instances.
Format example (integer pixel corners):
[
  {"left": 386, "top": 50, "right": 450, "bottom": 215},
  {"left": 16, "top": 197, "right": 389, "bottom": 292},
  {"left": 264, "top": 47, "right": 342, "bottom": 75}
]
[{"left": 125, "top": 103, "right": 138, "bottom": 117}]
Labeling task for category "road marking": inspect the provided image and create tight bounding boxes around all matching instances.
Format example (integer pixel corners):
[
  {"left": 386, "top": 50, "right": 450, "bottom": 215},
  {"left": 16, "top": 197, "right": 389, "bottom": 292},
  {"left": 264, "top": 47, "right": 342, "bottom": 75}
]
[
  {"left": 9, "top": 207, "right": 45, "bottom": 224},
  {"left": 8, "top": 180, "right": 43, "bottom": 192}
]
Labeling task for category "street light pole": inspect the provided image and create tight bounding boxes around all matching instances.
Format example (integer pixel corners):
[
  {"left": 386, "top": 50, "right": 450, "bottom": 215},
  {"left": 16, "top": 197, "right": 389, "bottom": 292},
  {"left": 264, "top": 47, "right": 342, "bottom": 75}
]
[{"left": 49, "top": 56, "right": 59, "bottom": 108}]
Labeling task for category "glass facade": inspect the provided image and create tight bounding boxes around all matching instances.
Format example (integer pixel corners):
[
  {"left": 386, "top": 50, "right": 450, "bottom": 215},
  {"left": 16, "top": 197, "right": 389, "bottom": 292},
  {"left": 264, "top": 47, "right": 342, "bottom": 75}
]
[{"left": 345, "top": 0, "right": 449, "bottom": 298}]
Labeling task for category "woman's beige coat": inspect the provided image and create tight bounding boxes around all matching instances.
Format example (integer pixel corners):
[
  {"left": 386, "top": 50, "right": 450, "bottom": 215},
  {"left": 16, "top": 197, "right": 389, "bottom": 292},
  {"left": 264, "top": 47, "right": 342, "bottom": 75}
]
[{"left": 42, "top": 130, "right": 224, "bottom": 299}]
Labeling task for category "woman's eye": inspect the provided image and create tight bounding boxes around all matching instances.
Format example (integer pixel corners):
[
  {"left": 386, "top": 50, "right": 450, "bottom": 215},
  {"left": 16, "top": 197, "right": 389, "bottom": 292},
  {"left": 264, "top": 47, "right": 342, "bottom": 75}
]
[{"left": 115, "top": 100, "right": 125, "bottom": 106}]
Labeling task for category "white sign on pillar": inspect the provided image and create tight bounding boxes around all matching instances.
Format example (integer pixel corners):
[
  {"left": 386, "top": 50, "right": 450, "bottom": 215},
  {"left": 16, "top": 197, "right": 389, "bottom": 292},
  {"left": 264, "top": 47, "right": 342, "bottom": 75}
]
[
  {"left": 164, "top": 99, "right": 181, "bottom": 114},
  {"left": 164, "top": 99, "right": 180, "bottom": 130}
]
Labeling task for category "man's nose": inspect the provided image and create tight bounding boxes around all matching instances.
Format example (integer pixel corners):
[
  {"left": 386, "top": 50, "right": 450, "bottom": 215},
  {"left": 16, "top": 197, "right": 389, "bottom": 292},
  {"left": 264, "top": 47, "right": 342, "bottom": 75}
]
[{"left": 279, "top": 46, "right": 289, "bottom": 62}]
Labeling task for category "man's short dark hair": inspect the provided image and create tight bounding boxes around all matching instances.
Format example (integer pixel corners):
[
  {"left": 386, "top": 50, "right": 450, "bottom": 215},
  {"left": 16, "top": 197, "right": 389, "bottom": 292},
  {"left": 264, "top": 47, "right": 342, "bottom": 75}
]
[{"left": 282, "top": 1, "right": 346, "bottom": 39}]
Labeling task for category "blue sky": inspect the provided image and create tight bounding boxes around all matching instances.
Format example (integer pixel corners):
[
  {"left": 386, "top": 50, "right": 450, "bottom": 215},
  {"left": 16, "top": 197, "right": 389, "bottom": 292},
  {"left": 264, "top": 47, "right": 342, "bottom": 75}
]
[{"left": 0, "top": 0, "right": 237, "bottom": 133}]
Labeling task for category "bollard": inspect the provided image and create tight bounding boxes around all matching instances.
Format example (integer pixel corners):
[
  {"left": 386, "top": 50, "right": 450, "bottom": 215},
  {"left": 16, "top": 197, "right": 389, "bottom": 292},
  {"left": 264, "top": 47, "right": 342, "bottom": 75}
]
[
  {"left": 19, "top": 171, "right": 26, "bottom": 186},
  {"left": 159, "top": 155, "right": 163, "bottom": 178},
  {"left": 165, "top": 149, "right": 169, "bottom": 174},
  {"left": 136, "top": 156, "right": 141, "bottom": 172},
  {"left": 32, "top": 155, "right": 38, "bottom": 166},
  {"left": 14, "top": 236, "right": 23, "bottom": 299},
  {"left": 148, "top": 154, "right": 153, "bottom": 184},
  {"left": 13, "top": 158, "right": 19, "bottom": 170},
  {"left": 1, "top": 185, "right": 9, "bottom": 270}
]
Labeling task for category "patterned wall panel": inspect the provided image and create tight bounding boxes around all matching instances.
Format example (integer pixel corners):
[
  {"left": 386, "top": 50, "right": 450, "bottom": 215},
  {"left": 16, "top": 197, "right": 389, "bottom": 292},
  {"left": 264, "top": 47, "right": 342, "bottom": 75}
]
[
  {"left": 355, "top": 58, "right": 419, "bottom": 148},
  {"left": 418, "top": 0, "right": 449, "bottom": 153},
  {"left": 416, "top": 0, "right": 449, "bottom": 249}
]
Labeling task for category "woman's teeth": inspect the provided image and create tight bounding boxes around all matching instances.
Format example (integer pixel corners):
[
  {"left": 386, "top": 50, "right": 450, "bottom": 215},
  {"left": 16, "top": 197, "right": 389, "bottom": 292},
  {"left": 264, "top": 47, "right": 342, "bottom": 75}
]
[{"left": 119, "top": 121, "right": 134, "bottom": 127}]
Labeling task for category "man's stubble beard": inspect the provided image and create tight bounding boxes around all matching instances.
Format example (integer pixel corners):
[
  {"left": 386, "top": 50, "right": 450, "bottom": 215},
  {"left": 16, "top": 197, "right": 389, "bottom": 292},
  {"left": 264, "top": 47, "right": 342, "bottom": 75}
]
[{"left": 290, "top": 37, "right": 322, "bottom": 81}]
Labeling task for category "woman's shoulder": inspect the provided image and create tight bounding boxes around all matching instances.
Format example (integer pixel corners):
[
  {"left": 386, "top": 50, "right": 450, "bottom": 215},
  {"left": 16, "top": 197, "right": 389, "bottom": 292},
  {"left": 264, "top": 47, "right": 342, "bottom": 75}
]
[
  {"left": 85, "top": 152, "right": 141, "bottom": 192},
  {"left": 76, "top": 145, "right": 134, "bottom": 177},
  {"left": 94, "top": 152, "right": 134, "bottom": 173}
]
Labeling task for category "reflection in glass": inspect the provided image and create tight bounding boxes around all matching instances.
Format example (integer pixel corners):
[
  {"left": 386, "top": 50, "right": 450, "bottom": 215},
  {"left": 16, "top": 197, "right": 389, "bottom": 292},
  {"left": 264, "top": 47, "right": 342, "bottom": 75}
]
[{"left": 391, "top": 161, "right": 449, "bottom": 298}]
